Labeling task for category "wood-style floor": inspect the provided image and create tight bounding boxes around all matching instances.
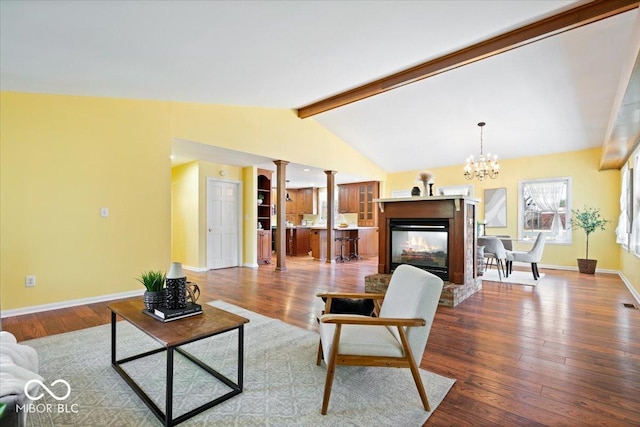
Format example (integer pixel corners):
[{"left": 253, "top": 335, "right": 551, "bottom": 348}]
[{"left": 3, "top": 256, "right": 640, "bottom": 426}]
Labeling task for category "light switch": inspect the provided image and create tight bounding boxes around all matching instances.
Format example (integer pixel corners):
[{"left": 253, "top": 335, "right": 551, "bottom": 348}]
[{"left": 101, "top": 207, "right": 109, "bottom": 218}]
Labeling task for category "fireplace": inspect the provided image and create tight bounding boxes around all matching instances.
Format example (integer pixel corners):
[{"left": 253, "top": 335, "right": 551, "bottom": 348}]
[{"left": 390, "top": 219, "right": 449, "bottom": 280}]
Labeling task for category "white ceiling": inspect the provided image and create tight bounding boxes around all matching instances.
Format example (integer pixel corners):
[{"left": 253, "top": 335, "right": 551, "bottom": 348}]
[{"left": 1, "top": 1, "right": 638, "bottom": 187}]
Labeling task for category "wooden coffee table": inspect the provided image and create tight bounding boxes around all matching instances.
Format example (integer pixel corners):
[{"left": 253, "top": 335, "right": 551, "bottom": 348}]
[{"left": 108, "top": 299, "right": 249, "bottom": 427}]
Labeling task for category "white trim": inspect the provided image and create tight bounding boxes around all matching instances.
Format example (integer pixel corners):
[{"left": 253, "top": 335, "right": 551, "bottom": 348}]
[
  {"left": 243, "top": 262, "right": 259, "bottom": 268},
  {"left": 510, "top": 261, "right": 619, "bottom": 275},
  {"left": 0, "top": 289, "right": 144, "bottom": 318},
  {"left": 619, "top": 272, "right": 640, "bottom": 305},
  {"left": 183, "top": 265, "right": 209, "bottom": 272}
]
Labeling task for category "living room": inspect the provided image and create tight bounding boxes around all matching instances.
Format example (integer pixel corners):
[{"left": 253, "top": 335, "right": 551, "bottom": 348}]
[{"left": 2, "top": 1, "right": 640, "bottom": 426}]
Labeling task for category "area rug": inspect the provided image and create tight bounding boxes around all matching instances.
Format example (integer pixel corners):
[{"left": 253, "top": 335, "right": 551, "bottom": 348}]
[
  {"left": 481, "top": 268, "right": 545, "bottom": 286},
  {"left": 23, "top": 300, "right": 455, "bottom": 426}
]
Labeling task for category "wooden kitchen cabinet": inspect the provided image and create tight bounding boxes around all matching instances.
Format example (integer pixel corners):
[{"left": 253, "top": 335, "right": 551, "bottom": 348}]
[
  {"left": 357, "top": 182, "right": 379, "bottom": 227},
  {"left": 298, "top": 188, "right": 317, "bottom": 214},
  {"left": 356, "top": 228, "right": 379, "bottom": 257},
  {"left": 339, "top": 181, "right": 379, "bottom": 226},
  {"left": 257, "top": 230, "right": 271, "bottom": 264},
  {"left": 293, "top": 227, "right": 311, "bottom": 255},
  {"left": 285, "top": 189, "right": 299, "bottom": 215},
  {"left": 338, "top": 184, "right": 358, "bottom": 213}
]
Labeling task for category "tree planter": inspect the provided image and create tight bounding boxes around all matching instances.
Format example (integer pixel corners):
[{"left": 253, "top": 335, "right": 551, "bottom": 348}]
[{"left": 577, "top": 259, "right": 597, "bottom": 274}]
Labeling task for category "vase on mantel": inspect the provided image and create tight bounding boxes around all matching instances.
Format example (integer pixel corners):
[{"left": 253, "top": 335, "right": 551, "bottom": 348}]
[{"left": 429, "top": 183, "right": 434, "bottom": 197}]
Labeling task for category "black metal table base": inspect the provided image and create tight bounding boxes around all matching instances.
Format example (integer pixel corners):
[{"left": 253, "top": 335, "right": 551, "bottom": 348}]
[{"left": 111, "top": 312, "right": 244, "bottom": 427}]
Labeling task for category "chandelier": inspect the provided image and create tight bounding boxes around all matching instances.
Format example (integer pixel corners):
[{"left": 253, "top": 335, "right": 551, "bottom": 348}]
[{"left": 464, "top": 121, "right": 499, "bottom": 181}]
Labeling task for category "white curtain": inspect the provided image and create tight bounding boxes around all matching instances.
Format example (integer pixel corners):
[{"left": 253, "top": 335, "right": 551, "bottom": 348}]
[
  {"left": 632, "top": 152, "right": 640, "bottom": 255},
  {"left": 527, "top": 181, "right": 566, "bottom": 238},
  {"left": 615, "top": 165, "right": 630, "bottom": 246}
]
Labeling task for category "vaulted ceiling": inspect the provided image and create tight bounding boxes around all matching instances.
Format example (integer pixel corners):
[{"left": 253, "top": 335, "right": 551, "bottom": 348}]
[{"left": 1, "top": 1, "right": 638, "bottom": 187}]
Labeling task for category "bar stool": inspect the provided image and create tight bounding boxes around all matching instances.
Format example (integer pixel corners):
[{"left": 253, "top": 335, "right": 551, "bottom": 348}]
[
  {"left": 335, "top": 237, "right": 348, "bottom": 262},
  {"left": 348, "top": 237, "right": 361, "bottom": 261}
]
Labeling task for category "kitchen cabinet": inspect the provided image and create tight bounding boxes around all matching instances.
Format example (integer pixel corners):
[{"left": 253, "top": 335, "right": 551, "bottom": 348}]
[
  {"left": 293, "top": 227, "right": 311, "bottom": 255},
  {"left": 356, "top": 228, "right": 378, "bottom": 257},
  {"left": 338, "top": 184, "right": 358, "bottom": 213},
  {"left": 339, "top": 182, "right": 379, "bottom": 226},
  {"left": 357, "top": 182, "right": 379, "bottom": 227},
  {"left": 298, "top": 188, "right": 317, "bottom": 214},
  {"left": 257, "top": 230, "right": 272, "bottom": 264},
  {"left": 285, "top": 189, "right": 299, "bottom": 215},
  {"left": 285, "top": 227, "right": 312, "bottom": 256}
]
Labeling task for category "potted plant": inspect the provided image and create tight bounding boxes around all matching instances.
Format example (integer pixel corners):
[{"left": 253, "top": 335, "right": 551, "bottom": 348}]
[
  {"left": 136, "top": 270, "right": 166, "bottom": 310},
  {"left": 569, "top": 206, "right": 610, "bottom": 274},
  {"left": 258, "top": 193, "right": 264, "bottom": 205}
]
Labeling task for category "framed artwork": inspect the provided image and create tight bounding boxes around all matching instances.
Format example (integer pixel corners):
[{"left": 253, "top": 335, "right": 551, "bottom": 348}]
[{"left": 484, "top": 188, "right": 507, "bottom": 227}]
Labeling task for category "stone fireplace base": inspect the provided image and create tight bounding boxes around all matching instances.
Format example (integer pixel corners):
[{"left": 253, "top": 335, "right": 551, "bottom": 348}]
[{"left": 364, "top": 273, "right": 481, "bottom": 307}]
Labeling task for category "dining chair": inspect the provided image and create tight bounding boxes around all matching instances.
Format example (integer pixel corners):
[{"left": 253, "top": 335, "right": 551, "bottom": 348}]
[
  {"left": 478, "top": 236, "right": 508, "bottom": 280},
  {"left": 506, "top": 232, "right": 547, "bottom": 280}
]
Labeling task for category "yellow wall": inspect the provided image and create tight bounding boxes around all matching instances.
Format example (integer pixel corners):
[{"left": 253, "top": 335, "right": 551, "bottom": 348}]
[
  {"left": 168, "top": 102, "right": 387, "bottom": 182},
  {"left": 386, "top": 148, "right": 621, "bottom": 271},
  {"left": 2, "top": 92, "right": 385, "bottom": 311},
  {"left": 1, "top": 92, "right": 172, "bottom": 310},
  {"left": 171, "top": 162, "right": 200, "bottom": 267}
]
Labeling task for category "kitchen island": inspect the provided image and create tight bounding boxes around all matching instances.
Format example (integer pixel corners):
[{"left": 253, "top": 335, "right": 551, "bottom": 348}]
[{"left": 309, "top": 226, "right": 378, "bottom": 261}]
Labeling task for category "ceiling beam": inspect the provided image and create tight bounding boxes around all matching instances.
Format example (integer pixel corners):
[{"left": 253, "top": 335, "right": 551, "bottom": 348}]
[
  {"left": 599, "top": 12, "right": 640, "bottom": 170},
  {"left": 297, "top": 0, "right": 640, "bottom": 119}
]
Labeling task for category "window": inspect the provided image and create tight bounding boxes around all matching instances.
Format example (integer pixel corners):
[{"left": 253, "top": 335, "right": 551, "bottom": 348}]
[{"left": 518, "top": 177, "right": 572, "bottom": 244}]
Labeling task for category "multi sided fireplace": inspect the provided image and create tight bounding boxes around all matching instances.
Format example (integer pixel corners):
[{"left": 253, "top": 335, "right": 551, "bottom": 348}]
[{"left": 390, "top": 219, "right": 449, "bottom": 280}]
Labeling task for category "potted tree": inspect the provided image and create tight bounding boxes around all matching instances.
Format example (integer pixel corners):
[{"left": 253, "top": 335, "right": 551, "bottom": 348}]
[
  {"left": 136, "top": 270, "right": 166, "bottom": 310},
  {"left": 570, "top": 206, "right": 610, "bottom": 274}
]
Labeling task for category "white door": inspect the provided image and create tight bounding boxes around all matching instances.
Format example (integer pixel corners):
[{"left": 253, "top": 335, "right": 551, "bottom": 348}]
[{"left": 207, "top": 179, "right": 240, "bottom": 269}]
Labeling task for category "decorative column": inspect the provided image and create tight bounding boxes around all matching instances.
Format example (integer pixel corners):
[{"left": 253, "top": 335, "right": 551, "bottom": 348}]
[
  {"left": 325, "top": 170, "right": 337, "bottom": 263},
  {"left": 274, "top": 160, "right": 289, "bottom": 271}
]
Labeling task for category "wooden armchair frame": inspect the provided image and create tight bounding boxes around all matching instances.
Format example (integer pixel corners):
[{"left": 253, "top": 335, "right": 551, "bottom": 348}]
[{"left": 316, "top": 291, "right": 430, "bottom": 415}]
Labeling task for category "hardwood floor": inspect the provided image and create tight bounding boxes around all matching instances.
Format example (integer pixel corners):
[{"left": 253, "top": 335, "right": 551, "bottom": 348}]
[{"left": 3, "top": 256, "right": 640, "bottom": 426}]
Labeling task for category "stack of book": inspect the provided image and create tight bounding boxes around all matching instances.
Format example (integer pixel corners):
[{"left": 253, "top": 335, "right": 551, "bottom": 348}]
[{"left": 145, "top": 302, "right": 203, "bottom": 322}]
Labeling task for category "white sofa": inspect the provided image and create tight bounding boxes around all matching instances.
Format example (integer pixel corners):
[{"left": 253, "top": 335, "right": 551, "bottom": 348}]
[{"left": 0, "top": 331, "right": 41, "bottom": 427}]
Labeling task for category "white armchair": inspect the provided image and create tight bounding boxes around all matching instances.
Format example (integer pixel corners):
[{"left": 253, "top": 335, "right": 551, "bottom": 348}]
[
  {"left": 0, "top": 331, "right": 42, "bottom": 427},
  {"left": 316, "top": 264, "right": 443, "bottom": 415}
]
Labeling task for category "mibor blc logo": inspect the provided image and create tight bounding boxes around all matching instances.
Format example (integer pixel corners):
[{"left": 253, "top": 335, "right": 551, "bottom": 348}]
[{"left": 17, "top": 379, "right": 78, "bottom": 414}]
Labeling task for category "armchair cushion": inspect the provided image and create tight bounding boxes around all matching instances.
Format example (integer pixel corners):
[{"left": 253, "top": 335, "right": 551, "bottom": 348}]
[
  {"left": 321, "top": 297, "right": 375, "bottom": 316},
  {"left": 319, "top": 318, "right": 403, "bottom": 360}
]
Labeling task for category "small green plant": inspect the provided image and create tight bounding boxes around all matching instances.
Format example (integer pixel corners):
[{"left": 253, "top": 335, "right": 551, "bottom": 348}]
[
  {"left": 258, "top": 193, "right": 265, "bottom": 201},
  {"left": 135, "top": 270, "right": 165, "bottom": 292},
  {"left": 570, "top": 206, "right": 610, "bottom": 259}
]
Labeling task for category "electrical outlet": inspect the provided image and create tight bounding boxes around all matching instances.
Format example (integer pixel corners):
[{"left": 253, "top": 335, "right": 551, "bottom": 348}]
[
  {"left": 26, "top": 275, "right": 36, "bottom": 287},
  {"left": 100, "top": 207, "right": 109, "bottom": 218}
]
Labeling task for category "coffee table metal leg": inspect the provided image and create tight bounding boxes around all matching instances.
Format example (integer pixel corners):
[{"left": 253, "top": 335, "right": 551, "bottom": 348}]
[
  {"left": 238, "top": 325, "right": 244, "bottom": 390},
  {"left": 166, "top": 347, "right": 174, "bottom": 426},
  {"left": 111, "top": 312, "right": 116, "bottom": 365}
]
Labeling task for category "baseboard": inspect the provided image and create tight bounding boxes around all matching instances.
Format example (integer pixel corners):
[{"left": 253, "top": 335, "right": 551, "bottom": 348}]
[
  {"left": 619, "top": 272, "right": 640, "bottom": 305},
  {"left": 0, "top": 289, "right": 144, "bottom": 318},
  {"left": 243, "top": 262, "right": 259, "bottom": 268},
  {"left": 513, "top": 262, "right": 619, "bottom": 274},
  {"left": 182, "top": 265, "right": 209, "bottom": 272}
]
